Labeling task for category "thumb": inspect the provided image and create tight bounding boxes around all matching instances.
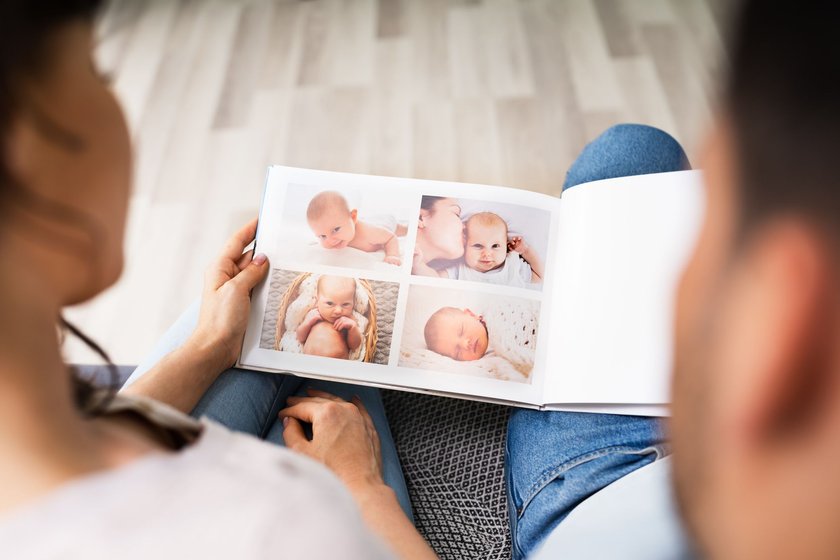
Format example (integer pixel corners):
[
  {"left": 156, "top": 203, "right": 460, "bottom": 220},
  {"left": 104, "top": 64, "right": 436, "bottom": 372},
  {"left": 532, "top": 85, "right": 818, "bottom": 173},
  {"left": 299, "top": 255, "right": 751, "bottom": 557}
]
[
  {"left": 231, "top": 253, "right": 269, "bottom": 291},
  {"left": 281, "top": 416, "right": 307, "bottom": 449}
]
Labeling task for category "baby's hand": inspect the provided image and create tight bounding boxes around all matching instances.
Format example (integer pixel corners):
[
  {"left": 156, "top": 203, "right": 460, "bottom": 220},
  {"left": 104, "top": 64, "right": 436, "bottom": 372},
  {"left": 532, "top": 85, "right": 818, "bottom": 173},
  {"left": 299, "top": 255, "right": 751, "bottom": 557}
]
[
  {"left": 508, "top": 236, "right": 528, "bottom": 254},
  {"left": 304, "top": 308, "right": 323, "bottom": 325},
  {"left": 384, "top": 255, "right": 402, "bottom": 266},
  {"left": 412, "top": 248, "right": 424, "bottom": 267},
  {"left": 333, "top": 316, "right": 358, "bottom": 332}
]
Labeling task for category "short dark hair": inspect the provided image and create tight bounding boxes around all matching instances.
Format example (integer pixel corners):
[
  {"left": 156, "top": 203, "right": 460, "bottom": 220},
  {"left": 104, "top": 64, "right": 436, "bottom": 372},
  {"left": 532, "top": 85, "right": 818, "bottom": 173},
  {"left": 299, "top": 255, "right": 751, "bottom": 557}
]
[{"left": 726, "top": 1, "right": 840, "bottom": 241}]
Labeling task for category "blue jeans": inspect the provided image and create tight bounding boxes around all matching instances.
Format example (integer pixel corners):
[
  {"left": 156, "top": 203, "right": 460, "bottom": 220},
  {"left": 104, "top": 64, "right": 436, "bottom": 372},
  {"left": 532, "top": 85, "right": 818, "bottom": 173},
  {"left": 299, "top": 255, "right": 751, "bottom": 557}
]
[
  {"left": 124, "top": 302, "right": 414, "bottom": 522},
  {"left": 506, "top": 124, "right": 690, "bottom": 559}
]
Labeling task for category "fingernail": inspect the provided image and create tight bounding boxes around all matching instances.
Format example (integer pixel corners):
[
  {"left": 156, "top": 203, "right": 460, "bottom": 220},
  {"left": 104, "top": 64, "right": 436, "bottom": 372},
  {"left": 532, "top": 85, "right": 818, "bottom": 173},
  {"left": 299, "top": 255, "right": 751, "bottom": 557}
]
[
  {"left": 282, "top": 416, "right": 289, "bottom": 427},
  {"left": 253, "top": 253, "right": 267, "bottom": 265}
]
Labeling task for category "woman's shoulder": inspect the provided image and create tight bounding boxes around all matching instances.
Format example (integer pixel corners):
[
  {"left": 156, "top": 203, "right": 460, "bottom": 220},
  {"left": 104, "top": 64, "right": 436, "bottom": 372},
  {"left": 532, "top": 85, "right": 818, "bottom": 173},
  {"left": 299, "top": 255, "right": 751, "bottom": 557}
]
[{"left": 0, "top": 419, "right": 391, "bottom": 559}]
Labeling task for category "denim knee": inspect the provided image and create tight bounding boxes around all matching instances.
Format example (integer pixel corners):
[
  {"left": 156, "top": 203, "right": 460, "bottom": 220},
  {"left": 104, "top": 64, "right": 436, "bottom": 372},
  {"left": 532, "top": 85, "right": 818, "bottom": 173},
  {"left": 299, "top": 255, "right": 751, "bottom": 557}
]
[
  {"left": 564, "top": 123, "right": 690, "bottom": 190},
  {"left": 505, "top": 409, "right": 668, "bottom": 559}
]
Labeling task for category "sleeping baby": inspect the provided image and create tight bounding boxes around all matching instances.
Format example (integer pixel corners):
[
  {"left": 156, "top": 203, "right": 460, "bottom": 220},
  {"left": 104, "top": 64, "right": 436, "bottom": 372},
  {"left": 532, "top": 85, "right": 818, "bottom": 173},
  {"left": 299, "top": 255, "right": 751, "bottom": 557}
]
[
  {"left": 296, "top": 275, "right": 362, "bottom": 359},
  {"left": 306, "top": 191, "right": 406, "bottom": 266},
  {"left": 448, "top": 212, "right": 544, "bottom": 288},
  {"left": 424, "top": 307, "right": 489, "bottom": 361},
  {"left": 423, "top": 301, "right": 537, "bottom": 376}
]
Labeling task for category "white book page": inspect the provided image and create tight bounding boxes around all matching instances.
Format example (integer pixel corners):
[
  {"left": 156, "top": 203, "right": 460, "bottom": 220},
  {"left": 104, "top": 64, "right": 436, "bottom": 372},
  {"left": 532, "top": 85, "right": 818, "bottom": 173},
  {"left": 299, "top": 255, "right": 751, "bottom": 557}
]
[
  {"left": 239, "top": 166, "right": 562, "bottom": 406},
  {"left": 543, "top": 171, "right": 705, "bottom": 406}
]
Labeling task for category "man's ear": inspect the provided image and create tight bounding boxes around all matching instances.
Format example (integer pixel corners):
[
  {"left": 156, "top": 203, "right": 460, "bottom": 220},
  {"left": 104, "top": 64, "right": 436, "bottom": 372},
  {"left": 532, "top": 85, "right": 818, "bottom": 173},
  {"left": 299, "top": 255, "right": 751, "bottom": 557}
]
[{"left": 728, "top": 221, "right": 833, "bottom": 445}]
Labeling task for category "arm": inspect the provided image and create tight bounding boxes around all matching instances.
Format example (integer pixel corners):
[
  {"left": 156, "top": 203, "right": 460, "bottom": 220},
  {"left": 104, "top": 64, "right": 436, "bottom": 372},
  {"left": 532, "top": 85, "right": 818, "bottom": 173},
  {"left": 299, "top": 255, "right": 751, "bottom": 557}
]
[
  {"left": 334, "top": 316, "right": 362, "bottom": 350},
  {"left": 510, "top": 236, "right": 545, "bottom": 282},
  {"left": 281, "top": 391, "right": 438, "bottom": 559},
  {"left": 297, "top": 308, "right": 324, "bottom": 343},
  {"left": 122, "top": 219, "right": 269, "bottom": 414},
  {"left": 361, "top": 222, "right": 402, "bottom": 265}
]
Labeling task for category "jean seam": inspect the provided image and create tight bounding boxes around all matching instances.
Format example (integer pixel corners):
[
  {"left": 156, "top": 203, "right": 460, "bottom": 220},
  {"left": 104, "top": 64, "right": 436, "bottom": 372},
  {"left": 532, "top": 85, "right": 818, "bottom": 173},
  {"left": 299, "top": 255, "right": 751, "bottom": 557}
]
[
  {"left": 516, "top": 444, "right": 662, "bottom": 519},
  {"left": 505, "top": 432, "right": 525, "bottom": 560},
  {"left": 257, "top": 377, "right": 290, "bottom": 439}
]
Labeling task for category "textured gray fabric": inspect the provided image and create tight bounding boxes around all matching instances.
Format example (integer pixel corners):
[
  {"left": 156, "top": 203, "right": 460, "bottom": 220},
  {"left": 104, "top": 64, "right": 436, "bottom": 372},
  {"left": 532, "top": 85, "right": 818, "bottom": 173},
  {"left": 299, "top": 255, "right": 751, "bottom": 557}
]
[{"left": 383, "top": 390, "right": 512, "bottom": 559}]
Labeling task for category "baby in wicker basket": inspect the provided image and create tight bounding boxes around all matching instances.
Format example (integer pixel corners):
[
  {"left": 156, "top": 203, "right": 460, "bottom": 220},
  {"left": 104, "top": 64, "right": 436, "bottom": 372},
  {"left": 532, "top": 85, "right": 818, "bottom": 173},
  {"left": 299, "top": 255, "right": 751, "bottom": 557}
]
[
  {"left": 448, "top": 212, "right": 544, "bottom": 288},
  {"left": 296, "top": 275, "right": 362, "bottom": 359},
  {"left": 306, "top": 191, "right": 406, "bottom": 266}
]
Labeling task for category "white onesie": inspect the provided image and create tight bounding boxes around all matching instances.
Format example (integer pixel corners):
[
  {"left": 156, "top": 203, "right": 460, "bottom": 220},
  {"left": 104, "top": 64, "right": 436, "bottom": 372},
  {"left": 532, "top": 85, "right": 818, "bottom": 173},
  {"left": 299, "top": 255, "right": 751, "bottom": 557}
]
[{"left": 447, "top": 251, "right": 536, "bottom": 288}]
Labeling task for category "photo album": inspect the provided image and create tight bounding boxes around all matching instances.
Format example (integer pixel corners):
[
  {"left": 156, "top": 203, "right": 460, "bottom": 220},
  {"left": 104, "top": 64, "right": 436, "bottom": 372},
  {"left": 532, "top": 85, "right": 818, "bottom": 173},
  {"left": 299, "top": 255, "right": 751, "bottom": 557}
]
[{"left": 237, "top": 166, "right": 704, "bottom": 416}]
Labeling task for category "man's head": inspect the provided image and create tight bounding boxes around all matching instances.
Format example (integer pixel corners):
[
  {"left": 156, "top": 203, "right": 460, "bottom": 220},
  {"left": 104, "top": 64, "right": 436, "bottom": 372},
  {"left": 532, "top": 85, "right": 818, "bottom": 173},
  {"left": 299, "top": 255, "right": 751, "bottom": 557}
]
[
  {"left": 306, "top": 191, "right": 357, "bottom": 249},
  {"left": 464, "top": 212, "right": 509, "bottom": 272},
  {"left": 671, "top": 2, "right": 840, "bottom": 557},
  {"left": 315, "top": 275, "right": 356, "bottom": 322},
  {"left": 424, "top": 307, "right": 489, "bottom": 361}
]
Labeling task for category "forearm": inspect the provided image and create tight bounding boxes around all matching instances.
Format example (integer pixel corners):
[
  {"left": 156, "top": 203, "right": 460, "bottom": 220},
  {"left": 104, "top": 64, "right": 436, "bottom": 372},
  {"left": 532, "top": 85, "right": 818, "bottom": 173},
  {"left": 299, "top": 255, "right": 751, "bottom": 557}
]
[
  {"left": 121, "top": 336, "right": 226, "bottom": 414},
  {"left": 297, "top": 318, "right": 317, "bottom": 343},
  {"left": 350, "top": 483, "right": 437, "bottom": 559},
  {"left": 522, "top": 249, "right": 544, "bottom": 281},
  {"left": 346, "top": 326, "right": 362, "bottom": 350},
  {"left": 383, "top": 234, "right": 399, "bottom": 258}
]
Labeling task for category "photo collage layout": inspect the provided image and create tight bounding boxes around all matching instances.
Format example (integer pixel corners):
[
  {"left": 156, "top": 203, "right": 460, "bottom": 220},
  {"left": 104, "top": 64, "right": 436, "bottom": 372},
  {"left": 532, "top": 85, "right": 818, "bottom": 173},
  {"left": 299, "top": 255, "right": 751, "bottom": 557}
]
[{"left": 258, "top": 183, "right": 551, "bottom": 384}]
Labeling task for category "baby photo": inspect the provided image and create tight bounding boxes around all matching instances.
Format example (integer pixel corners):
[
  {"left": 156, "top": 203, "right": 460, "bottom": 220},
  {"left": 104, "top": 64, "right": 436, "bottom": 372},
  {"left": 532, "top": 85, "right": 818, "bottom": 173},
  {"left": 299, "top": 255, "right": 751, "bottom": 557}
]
[
  {"left": 259, "top": 268, "right": 398, "bottom": 365},
  {"left": 411, "top": 196, "right": 551, "bottom": 290},
  {"left": 398, "top": 285, "right": 539, "bottom": 383},
  {"left": 278, "top": 184, "right": 414, "bottom": 271}
]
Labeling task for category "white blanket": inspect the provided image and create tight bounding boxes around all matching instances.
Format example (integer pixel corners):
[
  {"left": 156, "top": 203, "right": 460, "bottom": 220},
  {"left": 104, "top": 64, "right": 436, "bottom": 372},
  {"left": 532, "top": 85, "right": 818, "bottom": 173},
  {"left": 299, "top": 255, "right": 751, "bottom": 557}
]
[{"left": 399, "top": 299, "right": 538, "bottom": 383}]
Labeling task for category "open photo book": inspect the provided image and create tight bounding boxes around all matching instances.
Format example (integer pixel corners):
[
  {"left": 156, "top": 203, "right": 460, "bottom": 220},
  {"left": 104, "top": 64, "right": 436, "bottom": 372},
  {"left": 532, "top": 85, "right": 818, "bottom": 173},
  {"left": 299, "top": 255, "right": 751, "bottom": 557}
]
[{"left": 237, "top": 166, "right": 704, "bottom": 416}]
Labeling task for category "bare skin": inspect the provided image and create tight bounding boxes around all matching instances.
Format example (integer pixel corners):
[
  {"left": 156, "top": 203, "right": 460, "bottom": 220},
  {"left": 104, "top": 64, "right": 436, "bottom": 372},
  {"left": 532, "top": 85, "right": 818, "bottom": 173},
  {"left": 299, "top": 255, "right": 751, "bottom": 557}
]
[
  {"left": 302, "top": 321, "right": 351, "bottom": 359},
  {"left": 308, "top": 204, "right": 402, "bottom": 265},
  {"left": 412, "top": 198, "right": 464, "bottom": 277},
  {"left": 0, "top": 20, "right": 435, "bottom": 559},
  {"left": 296, "top": 276, "right": 362, "bottom": 353}
]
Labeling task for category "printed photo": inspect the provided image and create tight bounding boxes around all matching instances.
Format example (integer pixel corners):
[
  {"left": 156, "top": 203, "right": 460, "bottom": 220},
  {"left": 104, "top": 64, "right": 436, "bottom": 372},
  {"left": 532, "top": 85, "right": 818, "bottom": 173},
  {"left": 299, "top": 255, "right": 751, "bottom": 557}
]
[
  {"left": 398, "top": 285, "right": 539, "bottom": 383},
  {"left": 278, "top": 184, "right": 415, "bottom": 271},
  {"left": 259, "top": 268, "right": 398, "bottom": 365},
  {"left": 411, "top": 196, "right": 551, "bottom": 290}
]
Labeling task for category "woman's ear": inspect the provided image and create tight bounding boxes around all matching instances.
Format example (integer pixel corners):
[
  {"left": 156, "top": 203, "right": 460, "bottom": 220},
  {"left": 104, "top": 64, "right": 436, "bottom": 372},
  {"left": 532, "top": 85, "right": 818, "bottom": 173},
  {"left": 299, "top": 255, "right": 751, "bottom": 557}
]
[{"left": 418, "top": 210, "right": 427, "bottom": 229}]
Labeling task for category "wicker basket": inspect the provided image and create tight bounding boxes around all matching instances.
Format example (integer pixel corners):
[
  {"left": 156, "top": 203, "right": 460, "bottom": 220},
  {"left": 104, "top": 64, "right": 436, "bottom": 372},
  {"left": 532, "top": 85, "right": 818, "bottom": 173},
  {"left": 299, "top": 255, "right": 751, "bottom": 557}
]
[{"left": 274, "top": 272, "right": 378, "bottom": 362}]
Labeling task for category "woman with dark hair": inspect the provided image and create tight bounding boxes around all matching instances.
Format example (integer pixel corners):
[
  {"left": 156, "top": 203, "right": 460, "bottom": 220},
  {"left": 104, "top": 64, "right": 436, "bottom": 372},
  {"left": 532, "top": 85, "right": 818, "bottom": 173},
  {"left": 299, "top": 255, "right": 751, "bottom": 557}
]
[
  {"left": 411, "top": 196, "right": 465, "bottom": 276},
  {"left": 0, "top": 2, "right": 434, "bottom": 557}
]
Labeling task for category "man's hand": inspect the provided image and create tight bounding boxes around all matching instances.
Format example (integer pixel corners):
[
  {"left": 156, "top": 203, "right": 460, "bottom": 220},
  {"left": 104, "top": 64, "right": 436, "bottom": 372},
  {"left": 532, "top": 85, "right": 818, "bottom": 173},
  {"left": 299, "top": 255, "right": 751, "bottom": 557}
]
[{"left": 280, "top": 389, "right": 383, "bottom": 492}]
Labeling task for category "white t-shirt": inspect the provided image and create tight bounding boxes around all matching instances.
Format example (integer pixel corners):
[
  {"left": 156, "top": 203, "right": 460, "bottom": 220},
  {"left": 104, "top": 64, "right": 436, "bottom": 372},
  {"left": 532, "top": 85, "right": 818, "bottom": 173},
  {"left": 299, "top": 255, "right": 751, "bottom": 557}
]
[
  {"left": 447, "top": 251, "right": 535, "bottom": 288},
  {"left": 0, "top": 411, "right": 392, "bottom": 559}
]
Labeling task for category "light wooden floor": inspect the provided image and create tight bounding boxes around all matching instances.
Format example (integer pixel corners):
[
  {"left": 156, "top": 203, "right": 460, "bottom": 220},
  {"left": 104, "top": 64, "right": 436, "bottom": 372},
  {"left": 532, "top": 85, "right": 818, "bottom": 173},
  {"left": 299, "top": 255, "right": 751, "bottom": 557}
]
[{"left": 65, "top": 0, "right": 729, "bottom": 363}]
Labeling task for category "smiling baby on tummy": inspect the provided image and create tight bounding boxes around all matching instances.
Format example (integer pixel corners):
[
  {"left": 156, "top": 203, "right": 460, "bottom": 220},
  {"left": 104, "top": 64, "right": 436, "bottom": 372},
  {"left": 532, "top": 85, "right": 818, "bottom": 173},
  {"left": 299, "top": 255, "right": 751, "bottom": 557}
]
[{"left": 306, "top": 191, "right": 405, "bottom": 265}]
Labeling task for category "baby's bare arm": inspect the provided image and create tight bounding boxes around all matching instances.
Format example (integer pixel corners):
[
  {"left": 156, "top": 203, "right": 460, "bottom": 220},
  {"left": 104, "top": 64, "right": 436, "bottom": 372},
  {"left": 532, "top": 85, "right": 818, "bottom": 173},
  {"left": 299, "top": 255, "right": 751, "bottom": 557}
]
[
  {"left": 511, "top": 237, "right": 545, "bottom": 282},
  {"left": 346, "top": 323, "right": 362, "bottom": 351},
  {"left": 382, "top": 234, "right": 400, "bottom": 259},
  {"left": 333, "top": 316, "right": 362, "bottom": 351},
  {"left": 296, "top": 308, "right": 322, "bottom": 343}
]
